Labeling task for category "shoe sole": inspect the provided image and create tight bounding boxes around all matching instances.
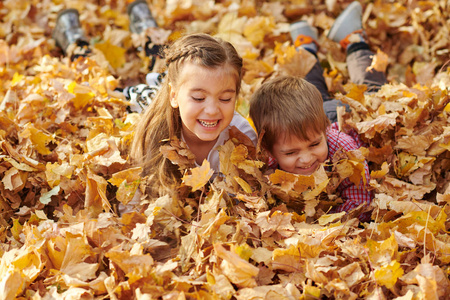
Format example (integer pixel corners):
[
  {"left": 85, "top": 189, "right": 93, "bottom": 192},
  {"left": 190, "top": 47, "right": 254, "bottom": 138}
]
[{"left": 327, "top": 1, "right": 362, "bottom": 42}]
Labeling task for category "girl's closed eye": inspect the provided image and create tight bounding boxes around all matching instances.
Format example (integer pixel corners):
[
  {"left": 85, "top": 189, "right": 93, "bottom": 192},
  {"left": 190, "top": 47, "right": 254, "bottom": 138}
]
[
  {"left": 191, "top": 95, "right": 205, "bottom": 101},
  {"left": 220, "top": 98, "right": 232, "bottom": 102}
]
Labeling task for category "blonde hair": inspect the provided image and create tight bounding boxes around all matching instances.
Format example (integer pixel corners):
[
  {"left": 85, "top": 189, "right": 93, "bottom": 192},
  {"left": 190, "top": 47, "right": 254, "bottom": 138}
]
[
  {"left": 249, "top": 76, "right": 330, "bottom": 151},
  {"left": 130, "top": 33, "right": 243, "bottom": 194}
]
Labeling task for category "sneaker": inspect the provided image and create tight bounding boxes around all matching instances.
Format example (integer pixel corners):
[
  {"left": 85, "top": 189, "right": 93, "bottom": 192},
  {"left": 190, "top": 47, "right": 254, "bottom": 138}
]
[
  {"left": 124, "top": 83, "right": 159, "bottom": 113},
  {"left": 289, "top": 21, "right": 319, "bottom": 53},
  {"left": 327, "top": 1, "right": 364, "bottom": 49},
  {"left": 52, "top": 8, "right": 89, "bottom": 55},
  {"left": 127, "top": 0, "right": 158, "bottom": 35}
]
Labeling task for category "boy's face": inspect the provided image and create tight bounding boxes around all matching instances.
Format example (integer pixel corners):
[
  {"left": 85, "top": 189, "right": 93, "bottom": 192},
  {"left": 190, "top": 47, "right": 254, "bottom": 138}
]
[{"left": 271, "top": 131, "right": 328, "bottom": 175}]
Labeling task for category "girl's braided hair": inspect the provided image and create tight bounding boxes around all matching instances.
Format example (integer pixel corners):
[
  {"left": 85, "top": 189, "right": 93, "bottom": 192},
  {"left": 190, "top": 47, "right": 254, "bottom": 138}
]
[{"left": 130, "top": 33, "right": 243, "bottom": 197}]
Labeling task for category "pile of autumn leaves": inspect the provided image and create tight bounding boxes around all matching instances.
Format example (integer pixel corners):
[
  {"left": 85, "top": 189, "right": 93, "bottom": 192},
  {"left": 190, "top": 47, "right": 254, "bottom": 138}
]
[{"left": 1, "top": 0, "right": 450, "bottom": 299}]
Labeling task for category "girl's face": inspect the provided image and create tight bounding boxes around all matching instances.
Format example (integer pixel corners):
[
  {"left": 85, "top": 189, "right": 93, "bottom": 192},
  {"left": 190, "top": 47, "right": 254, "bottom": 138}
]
[
  {"left": 170, "top": 62, "right": 238, "bottom": 145},
  {"left": 271, "top": 131, "right": 329, "bottom": 175}
]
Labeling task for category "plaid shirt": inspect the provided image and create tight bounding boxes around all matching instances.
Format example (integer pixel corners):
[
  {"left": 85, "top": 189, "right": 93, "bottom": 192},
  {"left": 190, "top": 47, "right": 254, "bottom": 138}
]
[{"left": 268, "top": 122, "right": 372, "bottom": 218}]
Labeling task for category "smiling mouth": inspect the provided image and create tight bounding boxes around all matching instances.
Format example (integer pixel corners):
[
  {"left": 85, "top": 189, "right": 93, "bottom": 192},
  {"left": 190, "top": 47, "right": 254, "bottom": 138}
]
[
  {"left": 298, "top": 162, "right": 316, "bottom": 170},
  {"left": 199, "top": 120, "right": 219, "bottom": 127}
]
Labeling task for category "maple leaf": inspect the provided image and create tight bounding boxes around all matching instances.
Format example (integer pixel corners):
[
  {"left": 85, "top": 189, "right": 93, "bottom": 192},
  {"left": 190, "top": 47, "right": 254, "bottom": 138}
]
[{"left": 182, "top": 159, "right": 213, "bottom": 192}]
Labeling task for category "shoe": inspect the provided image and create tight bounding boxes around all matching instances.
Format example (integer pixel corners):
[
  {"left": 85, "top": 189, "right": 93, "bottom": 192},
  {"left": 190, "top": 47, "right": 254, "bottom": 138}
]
[
  {"left": 289, "top": 21, "right": 318, "bottom": 54},
  {"left": 327, "top": 1, "right": 364, "bottom": 48},
  {"left": 124, "top": 83, "right": 159, "bottom": 113},
  {"left": 289, "top": 21, "right": 318, "bottom": 53},
  {"left": 127, "top": 0, "right": 158, "bottom": 34},
  {"left": 52, "top": 8, "right": 89, "bottom": 55}
]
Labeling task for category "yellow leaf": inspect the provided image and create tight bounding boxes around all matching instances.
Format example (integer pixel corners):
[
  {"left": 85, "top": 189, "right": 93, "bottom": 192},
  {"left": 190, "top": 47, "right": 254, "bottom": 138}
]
[
  {"left": 11, "top": 72, "right": 24, "bottom": 86},
  {"left": 318, "top": 212, "right": 346, "bottom": 225},
  {"left": 182, "top": 159, "right": 213, "bottom": 191},
  {"left": 67, "top": 81, "right": 95, "bottom": 110},
  {"left": 243, "top": 16, "right": 275, "bottom": 46},
  {"left": 234, "top": 176, "right": 252, "bottom": 193},
  {"left": 94, "top": 40, "right": 126, "bottom": 69},
  {"left": 374, "top": 260, "right": 404, "bottom": 289},
  {"left": 19, "top": 123, "right": 54, "bottom": 155}
]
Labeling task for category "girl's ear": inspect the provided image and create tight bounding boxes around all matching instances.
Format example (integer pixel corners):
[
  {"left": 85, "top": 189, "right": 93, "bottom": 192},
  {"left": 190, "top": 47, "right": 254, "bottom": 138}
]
[{"left": 169, "top": 83, "right": 178, "bottom": 108}]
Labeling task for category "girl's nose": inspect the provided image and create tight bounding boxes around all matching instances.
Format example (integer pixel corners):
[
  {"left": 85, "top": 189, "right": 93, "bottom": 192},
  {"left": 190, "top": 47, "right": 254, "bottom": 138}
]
[{"left": 204, "top": 98, "right": 220, "bottom": 115}]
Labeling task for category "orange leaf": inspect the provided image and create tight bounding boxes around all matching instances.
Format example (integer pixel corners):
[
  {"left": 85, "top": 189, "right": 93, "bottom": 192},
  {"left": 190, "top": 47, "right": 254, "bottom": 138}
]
[{"left": 182, "top": 159, "right": 213, "bottom": 191}]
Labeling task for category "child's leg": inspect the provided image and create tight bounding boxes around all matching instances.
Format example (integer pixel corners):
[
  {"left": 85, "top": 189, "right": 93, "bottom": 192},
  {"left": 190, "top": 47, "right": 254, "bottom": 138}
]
[
  {"left": 290, "top": 21, "right": 332, "bottom": 102},
  {"left": 346, "top": 43, "right": 387, "bottom": 92},
  {"left": 128, "top": 0, "right": 162, "bottom": 71},
  {"left": 52, "top": 9, "right": 92, "bottom": 61},
  {"left": 328, "top": 1, "right": 387, "bottom": 92},
  {"left": 305, "top": 60, "right": 333, "bottom": 102}
]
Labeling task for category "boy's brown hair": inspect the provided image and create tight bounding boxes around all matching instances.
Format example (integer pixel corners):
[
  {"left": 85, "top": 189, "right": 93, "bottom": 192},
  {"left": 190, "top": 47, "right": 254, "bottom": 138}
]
[{"left": 249, "top": 76, "right": 330, "bottom": 151}]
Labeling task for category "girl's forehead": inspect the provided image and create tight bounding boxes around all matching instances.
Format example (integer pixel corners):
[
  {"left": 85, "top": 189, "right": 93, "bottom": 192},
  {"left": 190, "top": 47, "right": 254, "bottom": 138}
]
[{"left": 176, "top": 62, "right": 239, "bottom": 89}]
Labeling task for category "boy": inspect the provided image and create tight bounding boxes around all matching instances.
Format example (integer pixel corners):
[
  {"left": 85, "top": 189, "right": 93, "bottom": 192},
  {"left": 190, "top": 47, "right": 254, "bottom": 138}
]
[
  {"left": 249, "top": 76, "right": 372, "bottom": 218},
  {"left": 250, "top": 1, "right": 388, "bottom": 220}
]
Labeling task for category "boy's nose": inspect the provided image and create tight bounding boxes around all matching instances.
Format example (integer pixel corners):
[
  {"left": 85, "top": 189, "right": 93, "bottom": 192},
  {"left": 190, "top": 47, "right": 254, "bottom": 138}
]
[{"left": 297, "top": 152, "right": 312, "bottom": 164}]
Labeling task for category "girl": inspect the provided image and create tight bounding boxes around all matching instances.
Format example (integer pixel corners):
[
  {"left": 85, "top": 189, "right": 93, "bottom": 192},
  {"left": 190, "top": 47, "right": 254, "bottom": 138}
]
[{"left": 130, "top": 33, "right": 258, "bottom": 196}]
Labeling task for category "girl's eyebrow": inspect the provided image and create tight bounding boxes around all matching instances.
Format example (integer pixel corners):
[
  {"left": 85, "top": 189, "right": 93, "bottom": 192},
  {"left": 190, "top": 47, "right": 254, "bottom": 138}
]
[{"left": 189, "top": 87, "right": 236, "bottom": 93}]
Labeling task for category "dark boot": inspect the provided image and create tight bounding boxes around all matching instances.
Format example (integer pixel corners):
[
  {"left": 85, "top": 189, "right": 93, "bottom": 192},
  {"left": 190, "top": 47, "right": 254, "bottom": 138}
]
[
  {"left": 127, "top": 0, "right": 158, "bottom": 34},
  {"left": 52, "top": 9, "right": 89, "bottom": 55}
]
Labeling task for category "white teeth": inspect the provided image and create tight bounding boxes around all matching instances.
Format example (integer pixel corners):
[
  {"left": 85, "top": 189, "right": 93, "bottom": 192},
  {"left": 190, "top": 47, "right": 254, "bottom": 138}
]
[
  {"left": 199, "top": 120, "right": 218, "bottom": 127},
  {"left": 299, "top": 163, "right": 313, "bottom": 169}
]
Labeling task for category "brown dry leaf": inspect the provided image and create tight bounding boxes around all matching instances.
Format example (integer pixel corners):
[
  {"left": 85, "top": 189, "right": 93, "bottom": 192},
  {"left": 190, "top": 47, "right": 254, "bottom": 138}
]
[
  {"left": 85, "top": 169, "right": 110, "bottom": 216},
  {"left": 160, "top": 138, "right": 196, "bottom": 171},
  {"left": 1, "top": 0, "right": 450, "bottom": 298},
  {"left": 255, "top": 210, "right": 295, "bottom": 238},
  {"left": 371, "top": 161, "right": 390, "bottom": 179},
  {"left": 355, "top": 112, "right": 399, "bottom": 138},
  {"left": 214, "top": 243, "right": 259, "bottom": 288},
  {"left": 109, "top": 167, "right": 142, "bottom": 205},
  {"left": 18, "top": 123, "right": 54, "bottom": 155},
  {"left": 275, "top": 44, "right": 317, "bottom": 77}
]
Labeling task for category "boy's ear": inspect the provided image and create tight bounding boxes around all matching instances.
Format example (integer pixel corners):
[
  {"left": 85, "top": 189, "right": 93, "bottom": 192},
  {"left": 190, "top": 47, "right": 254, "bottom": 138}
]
[{"left": 169, "top": 83, "right": 178, "bottom": 108}]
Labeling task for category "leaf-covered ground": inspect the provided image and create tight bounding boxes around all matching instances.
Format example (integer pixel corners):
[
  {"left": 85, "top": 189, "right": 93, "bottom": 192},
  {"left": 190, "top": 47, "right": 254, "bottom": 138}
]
[{"left": 0, "top": 0, "right": 449, "bottom": 299}]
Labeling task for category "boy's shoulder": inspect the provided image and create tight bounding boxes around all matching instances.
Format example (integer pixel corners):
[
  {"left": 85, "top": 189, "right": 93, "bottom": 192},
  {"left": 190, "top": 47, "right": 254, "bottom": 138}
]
[{"left": 326, "top": 123, "right": 361, "bottom": 155}]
